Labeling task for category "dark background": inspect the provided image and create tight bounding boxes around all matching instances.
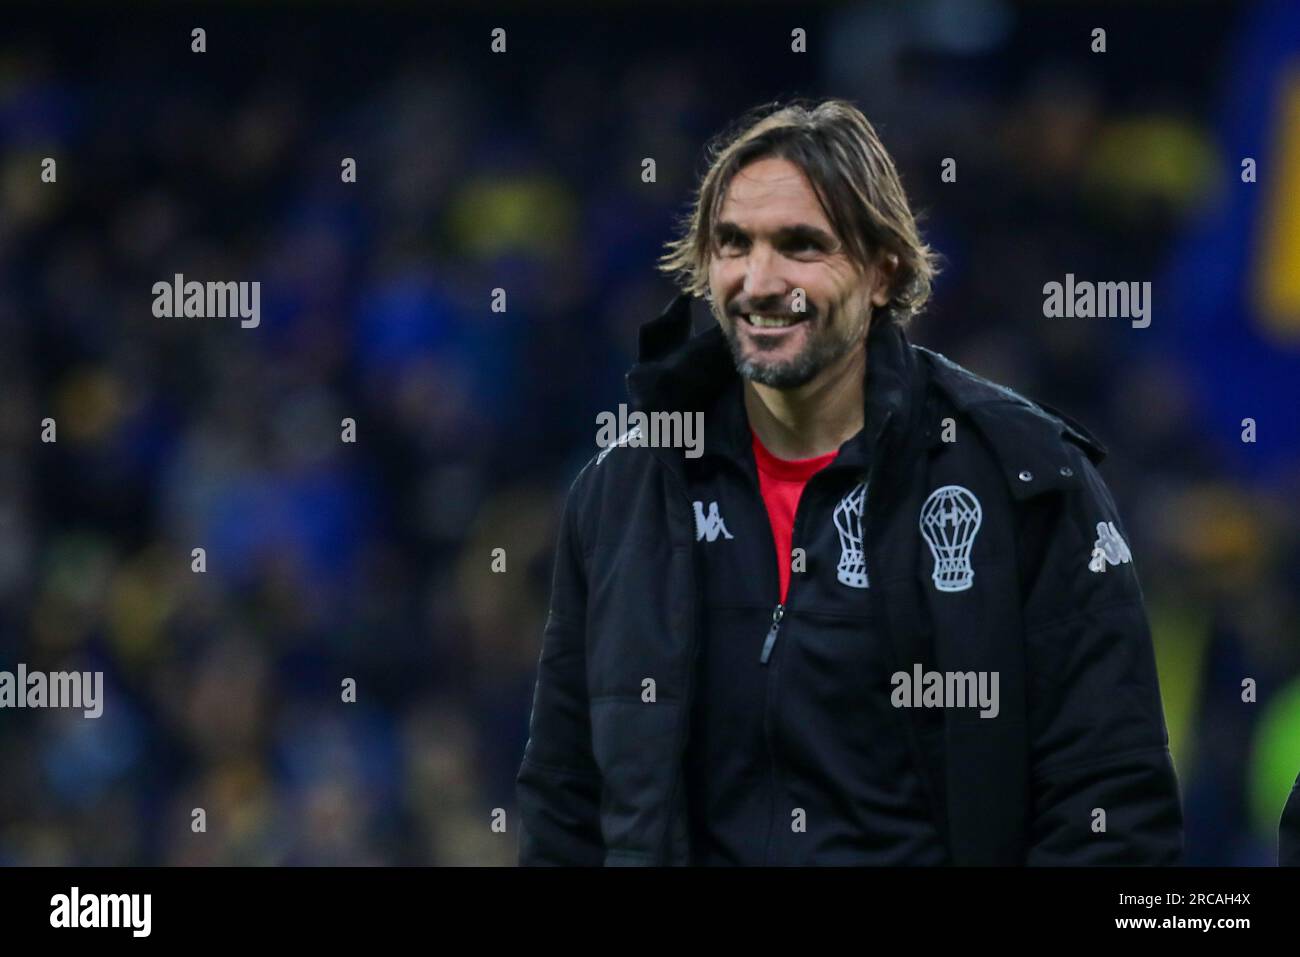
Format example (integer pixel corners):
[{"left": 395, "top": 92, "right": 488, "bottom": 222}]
[{"left": 0, "top": 0, "right": 1297, "bottom": 865}]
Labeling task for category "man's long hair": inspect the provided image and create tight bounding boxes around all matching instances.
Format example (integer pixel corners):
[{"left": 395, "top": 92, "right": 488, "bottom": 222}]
[{"left": 657, "top": 97, "right": 940, "bottom": 330}]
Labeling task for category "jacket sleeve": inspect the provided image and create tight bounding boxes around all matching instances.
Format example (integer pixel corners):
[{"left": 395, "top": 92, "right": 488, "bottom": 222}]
[
  {"left": 515, "top": 469, "right": 606, "bottom": 865},
  {"left": 1019, "top": 445, "right": 1184, "bottom": 865}
]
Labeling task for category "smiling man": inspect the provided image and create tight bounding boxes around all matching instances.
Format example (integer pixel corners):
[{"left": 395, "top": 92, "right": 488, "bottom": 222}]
[{"left": 516, "top": 98, "right": 1184, "bottom": 866}]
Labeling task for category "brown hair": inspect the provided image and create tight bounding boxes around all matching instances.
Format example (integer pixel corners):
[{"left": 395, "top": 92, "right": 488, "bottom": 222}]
[{"left": 657, "top": 97, "right": 940, "bottom": 329}]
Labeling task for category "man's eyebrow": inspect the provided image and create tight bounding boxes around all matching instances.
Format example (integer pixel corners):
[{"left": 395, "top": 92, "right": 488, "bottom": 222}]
[{"left": 715, "top": 221, "right": 837, "bottom": 247}]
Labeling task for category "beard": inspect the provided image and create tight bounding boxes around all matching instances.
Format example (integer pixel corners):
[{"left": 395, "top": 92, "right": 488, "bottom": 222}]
[{"left": 721, "top": 304, "right": 864, "bottom": 389}]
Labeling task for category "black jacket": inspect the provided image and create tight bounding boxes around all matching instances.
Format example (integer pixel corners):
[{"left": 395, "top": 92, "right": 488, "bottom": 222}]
[{"left": 516, "top": 292, "right": 1184, "bottom": 866}]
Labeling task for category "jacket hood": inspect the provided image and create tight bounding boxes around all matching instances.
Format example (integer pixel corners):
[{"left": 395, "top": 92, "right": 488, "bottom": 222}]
[{"left": 624, "top": 291, "right": 926, "bottom": 470}]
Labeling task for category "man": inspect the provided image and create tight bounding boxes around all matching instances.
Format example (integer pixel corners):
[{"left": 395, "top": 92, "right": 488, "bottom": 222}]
[{"left": 516, "top": 98, "right": 1183, "bottom": 865}]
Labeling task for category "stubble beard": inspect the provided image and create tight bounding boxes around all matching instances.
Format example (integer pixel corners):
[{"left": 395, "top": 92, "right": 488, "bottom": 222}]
[{"left": 722, "top": 304, "right": 866, "bottom": 390}]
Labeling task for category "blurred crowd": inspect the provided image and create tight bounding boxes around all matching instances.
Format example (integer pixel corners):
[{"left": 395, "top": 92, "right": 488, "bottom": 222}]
[{"left": 0, "top": 1, "right": 1296, "bottom": 865}]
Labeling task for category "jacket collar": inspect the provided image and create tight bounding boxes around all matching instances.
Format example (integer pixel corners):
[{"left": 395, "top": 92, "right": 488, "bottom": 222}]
[{"left": 625, "top": 292, "right": 926, "bottom": 472}]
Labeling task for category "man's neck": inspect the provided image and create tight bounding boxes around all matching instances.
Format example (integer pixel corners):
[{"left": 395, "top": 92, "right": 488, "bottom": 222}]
[{"left": 743, "top": 344, "right": 866, "bottom": 460}]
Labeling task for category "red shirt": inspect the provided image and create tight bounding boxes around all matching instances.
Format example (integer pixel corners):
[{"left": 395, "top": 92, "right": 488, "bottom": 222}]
[{"left": 751, "top": 428, "right": 839, "bottom": 602}]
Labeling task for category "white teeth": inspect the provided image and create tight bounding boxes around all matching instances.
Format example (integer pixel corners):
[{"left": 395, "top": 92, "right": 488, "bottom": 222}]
[{"left": 746, "top": 314, "right": 799, "bottom": 328}]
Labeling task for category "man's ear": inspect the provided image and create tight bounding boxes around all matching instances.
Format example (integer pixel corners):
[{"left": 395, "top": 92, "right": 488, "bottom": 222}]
[{"left": 869, "top": 252, "right": 899, "bottom": 308}]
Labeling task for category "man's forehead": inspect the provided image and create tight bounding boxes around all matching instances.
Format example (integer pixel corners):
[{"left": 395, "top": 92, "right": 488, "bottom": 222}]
[{"left": 718, "top": 160, "right": 831, "bottom": 230}]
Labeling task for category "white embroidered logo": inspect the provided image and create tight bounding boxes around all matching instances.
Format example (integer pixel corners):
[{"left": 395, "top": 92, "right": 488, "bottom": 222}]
[
  {"left": 833, "top": 482, "right": 869, "bottom": 589},
  {"left": 693, "top": 501, "right": 734, "bottom": 542},
  {"left": 1088, "top": 521, "right": 1132, "bottom": 572},
  {"left": 919, "top": 485, "right": 983, "bottom": 593}
]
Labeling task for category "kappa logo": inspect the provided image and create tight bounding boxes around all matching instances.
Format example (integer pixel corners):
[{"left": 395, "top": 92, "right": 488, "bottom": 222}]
[
  {"left": 833, "top": 482, "right": 869, "bottom": 588},
  {"left": 693, "top": 501, "right": 734, "bottom": 542},
  {"left": 1089, "top": 521, "right": 1132, "bottom": 572},
  {"left": 919, "top": 485, "right": 982, "bottom": 592}
]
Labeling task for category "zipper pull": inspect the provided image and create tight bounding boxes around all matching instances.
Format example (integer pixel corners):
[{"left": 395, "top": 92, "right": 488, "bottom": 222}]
[{"left": 760, "top": 603, "right": 784, "bottom": 665}]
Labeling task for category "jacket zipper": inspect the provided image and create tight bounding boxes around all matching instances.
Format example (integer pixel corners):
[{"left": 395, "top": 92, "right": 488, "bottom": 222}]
[
  {"left": 754, "top": 458, "right": 836, "bottom": 864},
  {"left": 759, "top": 603, "right": 783, "bottom": 664}
]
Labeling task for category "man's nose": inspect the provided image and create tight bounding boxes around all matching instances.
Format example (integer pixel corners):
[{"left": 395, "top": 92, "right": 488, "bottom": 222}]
[{"left": 742, "top": 244, "right": 787, "bottom": 303}]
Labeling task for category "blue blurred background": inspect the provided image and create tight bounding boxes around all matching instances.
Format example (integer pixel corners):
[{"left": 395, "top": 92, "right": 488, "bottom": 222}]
[{"left": 0, "top": 0, "right": 1298, "bottom": 865}]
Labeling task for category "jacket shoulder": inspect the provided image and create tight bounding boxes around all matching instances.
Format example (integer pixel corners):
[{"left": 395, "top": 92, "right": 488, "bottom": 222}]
[
  {"left": 562, "top": 431, "right": 676, "bottom": 542},
  {"left": 914, "top": 345, "right": 1108, "bottom": 500},
  {"left": 571, "top": 427, "right": 663, "bottom": 493}
]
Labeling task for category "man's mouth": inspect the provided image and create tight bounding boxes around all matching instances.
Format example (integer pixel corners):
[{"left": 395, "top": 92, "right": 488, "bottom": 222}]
[{"left": 739, "top": 312, "right": 808, "bottom": 329}]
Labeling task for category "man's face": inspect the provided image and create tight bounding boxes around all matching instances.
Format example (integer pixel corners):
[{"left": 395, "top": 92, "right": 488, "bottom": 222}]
[{"left": 707, "top": 156, "right": 893, "bottom": 390}]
